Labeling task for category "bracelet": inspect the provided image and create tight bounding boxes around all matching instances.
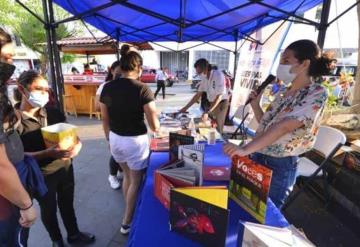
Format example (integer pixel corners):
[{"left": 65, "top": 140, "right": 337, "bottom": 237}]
[{"left": 20, "top": 201, "right": 33, "bottom": 211}]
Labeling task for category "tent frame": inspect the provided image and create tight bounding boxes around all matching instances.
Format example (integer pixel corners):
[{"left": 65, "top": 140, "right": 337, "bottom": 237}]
[{"left": 14, "top": 0, "right": 360, "bottom": 110}]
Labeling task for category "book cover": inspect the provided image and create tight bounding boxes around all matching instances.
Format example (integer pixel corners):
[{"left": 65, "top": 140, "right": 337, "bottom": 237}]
[
  {"left": 178, "top": 144, "right": 205, "bottom": 185},
  {"left": 229, "top": 156, "right": 272, "bottom": 224},
  {"left": 150, "top": 137, "right": 169, "bottom": 152},
  {"left": 154, "top": 160, "right": 195, "bottom": 209},
  {"left": 203, "top": 166, "right": 231, "bottom": 181},
  {"left": 169, "top": 131, "right": 194, "bottom": 162},
  {"left": 170, "top": 187, "right": 229, "bottom": 247},
  {"left": 41, "top": 123, "right": 77, "bottom": 150}
]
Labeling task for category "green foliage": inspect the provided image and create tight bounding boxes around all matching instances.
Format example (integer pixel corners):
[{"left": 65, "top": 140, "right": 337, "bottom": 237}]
[
  {"left": 0, "top": 0, "right": 82, "bottom": 55},
  {"left": 61, "top": 53, "right": 75, "bottom": 64},
  {"left": 322, "top": 80, "right": 339, "bottom": 109}
]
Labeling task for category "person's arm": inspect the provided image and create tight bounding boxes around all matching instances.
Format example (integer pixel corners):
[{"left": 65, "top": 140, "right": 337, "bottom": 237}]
[
  {"left": 144, "top": 101, "right": 160, "bottom": 133},
  {"left": 0, "top": 144, "right": 37, "bottom": 227},
  {"left": 100, "top": 103, "right": 110, "bottom": 140},
  {"left": 224, "top": 118, "right": 303, "bottom": 157},
  {"left": 25, "top": 146, "right": 71, "bottom": 160},
  {"left": 180, "top": 91, "right": 203, "bottom": 113},
  {"left": 248, "top": 90, "right": 264, "bottom": 122}
]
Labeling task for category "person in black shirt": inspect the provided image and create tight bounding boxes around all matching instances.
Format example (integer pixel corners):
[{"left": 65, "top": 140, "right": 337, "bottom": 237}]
[
  {"left": 100, "top": 51, "right": 160, "bottom": 234},
  {"left": 15, "top": 70, "right": 95, "bottom": 247}
]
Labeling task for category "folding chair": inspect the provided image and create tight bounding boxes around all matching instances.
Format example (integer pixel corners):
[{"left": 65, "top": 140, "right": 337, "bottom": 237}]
[{"left": 282, "top": 126, "right": 346, "bottom": 211}]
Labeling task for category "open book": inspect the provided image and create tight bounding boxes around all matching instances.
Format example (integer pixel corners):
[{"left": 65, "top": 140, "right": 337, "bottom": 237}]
[
  {"left": 239, "top": 221, "right": 315, "bottom": 247},
  {"left": 154, "top": 144, "right": 205, "bottom": 209},
  {"left": 170, "top": 187, "right": 229, "bottom": 247}
]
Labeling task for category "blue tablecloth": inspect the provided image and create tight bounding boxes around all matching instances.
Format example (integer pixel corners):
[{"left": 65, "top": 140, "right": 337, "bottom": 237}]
[{"left": 127, "top": 142, "right": 289, "bottom": 247}]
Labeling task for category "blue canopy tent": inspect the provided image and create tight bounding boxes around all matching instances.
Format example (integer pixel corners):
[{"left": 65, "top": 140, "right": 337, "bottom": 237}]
[{"left": 14, "top": 0, "right": 360, "bottom": 110}]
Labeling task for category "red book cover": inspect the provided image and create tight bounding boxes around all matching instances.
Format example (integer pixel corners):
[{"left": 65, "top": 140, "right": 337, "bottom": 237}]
[
  {"left": 150, "top": 137, "right": 169, "bottom": 152},
  {"left": 154, "top": 160, "right": 195, "bottom": 209},
  {"left": 203, "top": 166, "right": 231, "bottom": 181},
  {"left": 229, "top": 156, "right": 272, "bottom": 224}
]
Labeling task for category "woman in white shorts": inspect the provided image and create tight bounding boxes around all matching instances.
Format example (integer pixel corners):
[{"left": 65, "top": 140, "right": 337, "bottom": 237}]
[{"left": 100, "top": 50, "right": 159, "bottom": 235}]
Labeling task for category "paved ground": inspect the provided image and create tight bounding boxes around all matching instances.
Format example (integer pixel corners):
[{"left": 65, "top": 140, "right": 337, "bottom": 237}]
[
  {"left": 28, "top": 82, "right": 194, "bottom": 247},
  {"left": 28, "top": 82, "right": 360, "bottom": 246}
]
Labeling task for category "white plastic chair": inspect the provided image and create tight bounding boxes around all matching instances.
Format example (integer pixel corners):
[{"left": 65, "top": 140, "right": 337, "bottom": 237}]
[{"left": 282, "top": 126, "right": 346, "bottom": 210}]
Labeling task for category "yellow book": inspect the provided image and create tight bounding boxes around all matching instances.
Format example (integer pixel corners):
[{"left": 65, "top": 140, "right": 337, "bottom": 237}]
[{"left": 41, "top": 123, "right": 77, "bottom": 150}]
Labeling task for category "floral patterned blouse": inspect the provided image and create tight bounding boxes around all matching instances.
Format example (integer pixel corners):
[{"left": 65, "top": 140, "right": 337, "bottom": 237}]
[{"left": 257, "top": 82, "right": 328, "bottom": 157}]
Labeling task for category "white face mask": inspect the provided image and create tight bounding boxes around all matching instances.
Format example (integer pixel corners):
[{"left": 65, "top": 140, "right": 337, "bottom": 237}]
[
  {"left": 27, "top": 91, "right": 49, "bottom": 108},
  {"left": 276, "top": 64, "right": 296, "bottom": 84}
]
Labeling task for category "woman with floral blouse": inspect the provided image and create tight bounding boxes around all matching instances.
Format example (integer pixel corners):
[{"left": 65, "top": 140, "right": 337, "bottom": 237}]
[{"left": 224, "top": 40, "right": 332, "bottom": 208}]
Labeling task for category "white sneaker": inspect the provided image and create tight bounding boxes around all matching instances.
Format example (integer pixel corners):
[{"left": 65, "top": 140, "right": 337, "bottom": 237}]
[
  {"left": 108, "top": 175, "right": 121, "bottom": 190},
  {"left": 120, "top": 224, "right": 131, "bottom": 235}
]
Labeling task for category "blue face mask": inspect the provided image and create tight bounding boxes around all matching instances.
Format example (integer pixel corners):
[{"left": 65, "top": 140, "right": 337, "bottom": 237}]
[{"left": 27, "top": 90, "right": 49, "bottom": 108}]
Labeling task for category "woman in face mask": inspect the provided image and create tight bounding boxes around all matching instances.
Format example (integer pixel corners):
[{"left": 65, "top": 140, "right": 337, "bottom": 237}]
[
  {"left": 0, "top": 28, "right": 37, "bottom": 246},
  {"left": 15, "top": 70, "right": 95, "bottom": 246},
  {"left": 224, "top": 39, "right": 332, "bottom": 209}
]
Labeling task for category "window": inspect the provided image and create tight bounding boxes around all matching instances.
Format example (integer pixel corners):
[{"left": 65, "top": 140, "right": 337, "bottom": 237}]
[{"left": 194, "top": 50, "right": 230, "bottom": 71}]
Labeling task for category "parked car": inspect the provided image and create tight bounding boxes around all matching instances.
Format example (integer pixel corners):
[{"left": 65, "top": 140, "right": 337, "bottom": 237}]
[
  {"left": 140, "top": 67, "right": 178, "bottom": 86},
  {"left": 191, "top": 74, "right": 202, "bottom": 90}
]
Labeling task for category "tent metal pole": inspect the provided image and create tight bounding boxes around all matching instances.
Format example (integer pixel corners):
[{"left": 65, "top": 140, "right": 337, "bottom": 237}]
[
  {"left": 48, "top": 0, "right": 64, "bottom": 111},
  {"left": 233, "top": 30, "right": 239, "bottom": 85},
  {"left": 317, "top": 0, "right": 332, "bottom": 49},
  {"left": 327, "top": 0, "right": 360, "bottom": 26},
  {"left": 116, "top": 28, "right": 120, "bottom": 60},
  {"left": 15, "top": 0, "right": 46, "bottom": 24},
  {"left": 53, "top": 1, "right": 117, "bottom": 26},
  {"left": 42, "top": 0, "right": 58, "bottom": 106}
]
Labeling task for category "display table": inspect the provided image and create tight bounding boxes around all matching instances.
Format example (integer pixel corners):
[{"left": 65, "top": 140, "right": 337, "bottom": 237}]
[
  {"left": 63, "top": 74, "right": 105, "bottom": 114},
  {"left": 128, "top": 142, "right": 289, "bottom": 247}
]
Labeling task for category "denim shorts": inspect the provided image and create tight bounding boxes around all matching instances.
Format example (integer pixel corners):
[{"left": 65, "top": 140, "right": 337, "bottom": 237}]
[{"left": 250, "top": 152, "right": 299, "bottom": 208}]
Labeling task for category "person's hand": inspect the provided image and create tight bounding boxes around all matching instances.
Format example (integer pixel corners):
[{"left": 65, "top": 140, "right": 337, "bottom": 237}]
[
  {"left": 223, "top": 142, "right": 249, "bottom": 157},
  {"left": 19, "top": 206, "right": 37, "bottom": 228},
  {"left": 67, "top": 139, "right": 82, "bottom": 158},
  {"left": 47, "top": 145, "right": 72, "bottom": 159},
  {"left": 248, "top": 90, "right": 262, "bottom": 108}
]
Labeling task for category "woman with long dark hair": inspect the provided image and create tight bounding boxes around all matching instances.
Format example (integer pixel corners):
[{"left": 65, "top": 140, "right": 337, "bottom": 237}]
[
  {"left": 16, "top": 70, "right": 95, "bottom": 247},
  {"left": 0, "top": 27, "right": 37, "bottom": 246},
  {"left": 224, "top": 40, "right": 331, "bottom": 208},
  {"left": 95, "top": 45, "right": 130, "bottom": 190},
  {"left": 100, "top": 50, "right": 160, "bottom": 234}
]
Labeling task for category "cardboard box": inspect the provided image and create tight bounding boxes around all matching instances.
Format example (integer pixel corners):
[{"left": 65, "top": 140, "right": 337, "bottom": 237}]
[{"left": 41, "top": 123, "right": 77, "bottom": 150}]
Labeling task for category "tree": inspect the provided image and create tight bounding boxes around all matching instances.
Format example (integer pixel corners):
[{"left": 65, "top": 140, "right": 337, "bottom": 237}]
[
  {"left": 0, "top": 0, "right": 82, "bottom": 74},
  {"left": 353, "top": 3, "right": 360, "bottom": 105}
]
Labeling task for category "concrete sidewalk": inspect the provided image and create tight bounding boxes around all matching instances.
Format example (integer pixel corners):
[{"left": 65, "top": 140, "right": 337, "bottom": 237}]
[{"left": 28, "top": 83, "right": 193, "bottom": 247}]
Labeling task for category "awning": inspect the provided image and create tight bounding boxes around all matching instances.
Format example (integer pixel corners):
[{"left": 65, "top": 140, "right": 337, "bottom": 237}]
[
  {"left": 39, "top": 37, "right": 152, "bottom": 55},
  {"left": 53, "top": 0, "right": 323, "bottom": 43}
]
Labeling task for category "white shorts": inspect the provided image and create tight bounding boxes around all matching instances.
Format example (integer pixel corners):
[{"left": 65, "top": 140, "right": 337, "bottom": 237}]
[{"left": 109, "top": 131, "right": 150, "bottom": 170}]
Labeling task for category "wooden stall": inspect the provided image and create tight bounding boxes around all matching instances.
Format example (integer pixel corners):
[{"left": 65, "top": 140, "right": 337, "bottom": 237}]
[{"left": 63, "top": 74, "right": 105, "bottom": 115}]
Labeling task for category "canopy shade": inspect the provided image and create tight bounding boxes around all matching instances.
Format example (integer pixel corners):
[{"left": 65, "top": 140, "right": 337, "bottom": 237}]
[
  {"left": 45, "top": 37, "right": 153, "bottom": 55},
  {"left": 53, "top": 0, "right": 323, "bottom": 43}
]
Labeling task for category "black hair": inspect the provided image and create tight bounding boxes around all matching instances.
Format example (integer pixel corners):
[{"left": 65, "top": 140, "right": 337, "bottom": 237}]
[
  {"left": 0, "top": 27, "right": 16, "bottom": 130},
  {"left": 13, "top": 70, "right": 43, "bottom": 102},
  {"left": 120, "top": 44, "right": 131, "bottom": 57},
  {"left": 120, "top": 51, "right": 143, "bottom": 73},
  {"left": 105, "top": 60, "right": 121, "bottom": 81},
  {"left": 286, "top": 39, "right": 333, "bottom": 78},
  {"left": 84, "top": 64, "right": 90, "bottom": 69},
  {"left": 194, "top": 58, "right": 210, "bottom": 71}
]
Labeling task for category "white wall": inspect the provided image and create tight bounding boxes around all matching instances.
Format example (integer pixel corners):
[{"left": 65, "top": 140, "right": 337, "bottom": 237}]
[{"left": 140, "top": 50, "right": 161, "bottom": 68}]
